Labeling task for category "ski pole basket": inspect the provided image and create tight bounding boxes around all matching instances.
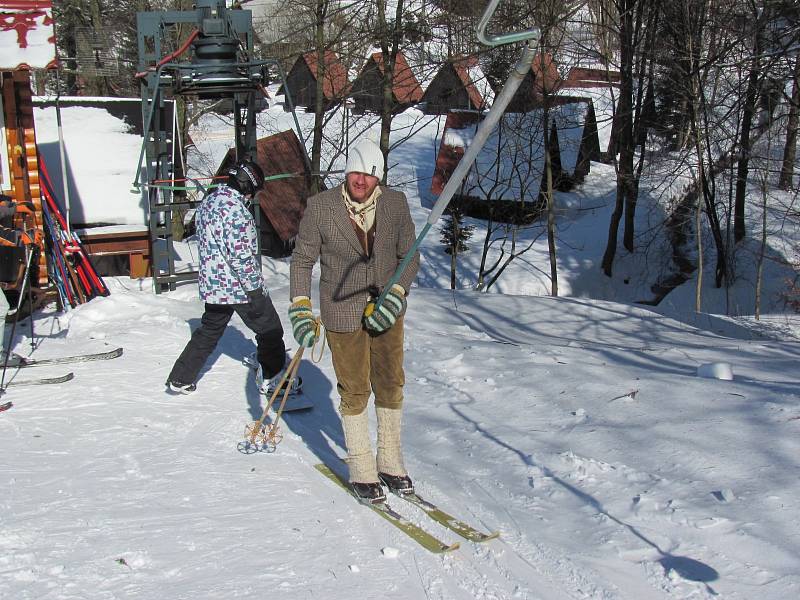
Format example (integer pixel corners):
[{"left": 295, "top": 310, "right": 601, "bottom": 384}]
[{"left": 239, "top": 346, "right": 306, "bottom": 454}]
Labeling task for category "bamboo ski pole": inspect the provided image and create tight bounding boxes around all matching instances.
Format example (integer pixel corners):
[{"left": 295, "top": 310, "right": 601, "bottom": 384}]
[
  {"left": 0, "top": 246, "right": 36, "bottom": 391},
  {"left": 243, "top": 346, "right": 305, "bottom": 451}
]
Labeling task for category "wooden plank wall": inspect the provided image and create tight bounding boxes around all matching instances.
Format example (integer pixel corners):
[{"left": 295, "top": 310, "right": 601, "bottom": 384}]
[{"left": 1, "top": 69, "right": 47, "bottom": 286}]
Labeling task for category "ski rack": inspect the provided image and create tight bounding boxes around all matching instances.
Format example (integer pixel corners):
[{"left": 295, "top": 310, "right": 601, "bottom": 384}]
[{"left": 372, "top": 0, "right": 540, "bottom": 310}]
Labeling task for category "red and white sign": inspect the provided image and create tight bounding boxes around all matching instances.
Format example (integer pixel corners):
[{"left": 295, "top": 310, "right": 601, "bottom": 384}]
[{"left": 0, "top": 1, "right": 56, "bottom": 70}]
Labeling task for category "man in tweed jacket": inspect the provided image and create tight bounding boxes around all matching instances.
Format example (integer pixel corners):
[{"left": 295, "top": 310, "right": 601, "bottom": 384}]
[
  {"left": 289, "top": 138, "right": 420, "bottom": 503},
  {"left": 166, "top": 159, "right": 287, "bottom": 395}
]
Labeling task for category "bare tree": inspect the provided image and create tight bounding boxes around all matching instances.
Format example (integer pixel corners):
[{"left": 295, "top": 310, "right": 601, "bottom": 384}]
[
  {"left": 374, "top": 0, "right": 406, "bottom": 182},
  {"left": 599, "top": 0, "right": 661, "bottom": 277},
  {"left": 779, "top": 54, "right": 800, "bottom": 190},
  {"left": 533, "top": 0, "right": 585, "bottom": 296}
]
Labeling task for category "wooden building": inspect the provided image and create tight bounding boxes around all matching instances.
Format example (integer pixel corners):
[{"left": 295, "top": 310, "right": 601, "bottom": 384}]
[
  {"left": 420, "top": 55, "right": 494, "bottom": 114},
  {"left": 547, "top": 96, "right": 602, "bottom": 187},
  {"left": 563, "top": 66, "right": 621, "bottom": 89},
  {"left": 559, "top": 66, "right": 622, "bottom": 161},
  {"left": 350, "top": 51, "right": 423, "bottom": 114},
  {"left": 278, "top": 50, "right": 350, "bottom": 112},
  {"left": 32, "top": 97, "right": 165, "bottom": 279},
  {"left": 430, "top": 110, "right": 555, "bottom": 224},
  {"left": 217, "top": 129, "right": 315, "bottom": 258},
  {"left": 506, "top": 52, "right": 563, "bottom": 113},
  {"left": 1, "top": 0, "right": 57, "bottom": 294},
  {"left": 429, "top": 96, "right": 602, "bottom": 221},
  {"left": 0, "top": 69, "right": 48, "bottom": 290}
]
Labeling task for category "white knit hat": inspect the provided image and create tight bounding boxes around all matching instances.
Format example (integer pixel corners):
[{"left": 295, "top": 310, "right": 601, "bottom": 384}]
[{"left": 345, "top": 138, "right": 384, "bottom": 180}]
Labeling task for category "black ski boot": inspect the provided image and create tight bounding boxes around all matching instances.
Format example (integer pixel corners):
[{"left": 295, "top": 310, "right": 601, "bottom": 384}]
[
  {"left": 379, "top": 472, "right": 414, "bottom": 496},
  {"left": 351, "top": 481, "right": 386, "bottom": 505},
  {"left": 166, "top": 380, "right": 197, "bottom": 395}
]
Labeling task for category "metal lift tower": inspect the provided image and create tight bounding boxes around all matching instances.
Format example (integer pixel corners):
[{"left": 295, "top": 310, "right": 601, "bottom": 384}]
[{"left": 135, "top": 0, "right": 268, "bottom": 293}]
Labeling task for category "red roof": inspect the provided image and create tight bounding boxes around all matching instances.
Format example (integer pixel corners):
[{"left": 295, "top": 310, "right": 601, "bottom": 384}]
[
  {"left": 531, "top": 53, "right": 562, "bottom": 94},
  {"left": 253, "top": 130, "right": 313, "bottom": 242},
  {"left": 0, "top": 0, "right": 57, "bottom": 70},
  {"left": 218, "top": 130, "right": 314, "bottom": 242},
  {"left": 301, "top": 50, "right": 350, "bottom": 100},
  {"left": 562, "top": 66, "right": 621, "bottom": 89},
  {"left": 451, "top": 55, "right": 489, "bottom": 109},
  {"left": 368, "top": 51, "right": 423, "bottom": 104},
  {"left": 0, "top": 1, "right": 51, "bottom": 8},
  {"left": 430, "top": 112, "right": 483, "bottom": 196}
]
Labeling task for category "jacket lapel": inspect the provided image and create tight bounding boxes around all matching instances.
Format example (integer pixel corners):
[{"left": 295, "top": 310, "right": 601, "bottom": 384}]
[
  {"left": 375, "top": 189, "right": 389, "bottom": 238},
  {"left": 331, "top": 186, "right": 365, "bottom": 255}
]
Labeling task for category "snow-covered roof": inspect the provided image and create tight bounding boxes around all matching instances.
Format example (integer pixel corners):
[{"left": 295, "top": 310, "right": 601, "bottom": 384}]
[
  {"left": 549, "top": 99, "right": 593, "bottom": 174},
  {"left": 33, "top": 100, "right": 149, "bottom": 226},
  {"left": 432, "top": 110, "right": 549, "bottom": 202},
  {"left": 464, "top": 61, "right": 494, "bottom": 107},
  {"left": 0, "top": 1, "right": 56, "bottom": 70},
  {"left": 557, "top": 86, "right": 615, "bottom": 154}
]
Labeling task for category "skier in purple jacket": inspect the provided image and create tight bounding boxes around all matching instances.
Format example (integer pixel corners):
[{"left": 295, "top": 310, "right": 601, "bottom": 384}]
[{"left": 166, "top": 159, "right": 287, "bottom": 394}]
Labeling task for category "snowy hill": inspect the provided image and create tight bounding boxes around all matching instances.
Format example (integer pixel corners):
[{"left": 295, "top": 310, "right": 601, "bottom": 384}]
[{"left": 1, "top": 273, "right": 799, "bottom": 599}]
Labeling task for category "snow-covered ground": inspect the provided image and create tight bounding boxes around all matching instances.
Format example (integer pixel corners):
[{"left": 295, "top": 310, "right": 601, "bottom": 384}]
[
  {"left": 2, "top": 87, "right": 799, "bottom": 599},
  {"left": 2, "top": 270, "right": 799, "bottom": 599}
]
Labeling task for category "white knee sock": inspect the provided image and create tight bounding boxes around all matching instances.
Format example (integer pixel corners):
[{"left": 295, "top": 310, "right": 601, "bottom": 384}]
[
  {"left": 376, "top": 406, "right": 406, "bottom": 476},
  {"left": 342, "top": 411, "right": 378, "bottom": 483}
]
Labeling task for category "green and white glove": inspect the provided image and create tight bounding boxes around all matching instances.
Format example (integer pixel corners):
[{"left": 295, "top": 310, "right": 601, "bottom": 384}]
[
  {"left": 289, "top": 298, "right": 317, "bottom": 348},
  {"left": 363, "top": 285, "right": 407, "bottom": 333}
]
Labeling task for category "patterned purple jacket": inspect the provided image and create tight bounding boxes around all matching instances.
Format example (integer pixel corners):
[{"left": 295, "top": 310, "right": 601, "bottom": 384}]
[{"left": 196, "top": 185, "right": 263, "bottom": 304}]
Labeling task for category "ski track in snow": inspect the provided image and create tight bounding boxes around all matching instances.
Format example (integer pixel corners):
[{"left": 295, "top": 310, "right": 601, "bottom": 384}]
[{"left": 403, "top": 306, "right": 796, "bottom": 600}]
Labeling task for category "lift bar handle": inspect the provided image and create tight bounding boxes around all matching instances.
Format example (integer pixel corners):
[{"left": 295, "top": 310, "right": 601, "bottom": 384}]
[{"left": 476, "top": 0, "right": 540, "bottom": 47}]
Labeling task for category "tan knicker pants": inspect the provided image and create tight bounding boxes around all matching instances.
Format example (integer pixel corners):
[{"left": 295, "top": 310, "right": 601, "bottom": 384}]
[{"left": 325, "top": 317, "right": 405, "bottom": 416}]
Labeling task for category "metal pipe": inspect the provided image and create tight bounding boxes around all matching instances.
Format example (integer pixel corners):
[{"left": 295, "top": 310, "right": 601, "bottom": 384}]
[
  {"left": 54, "top": 62, "right": 71, "bottom": 236},
  {"left": 476, "top": 0, "right": 539, "bottom": 47},
  {"left": 373, "top": 44, "right": 537, "bottom": 309}
]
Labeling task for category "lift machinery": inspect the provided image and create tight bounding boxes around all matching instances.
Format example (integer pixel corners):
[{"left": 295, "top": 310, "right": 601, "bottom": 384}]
[{"left": 134, "top": 0, "right": 294, "bottom": 292}]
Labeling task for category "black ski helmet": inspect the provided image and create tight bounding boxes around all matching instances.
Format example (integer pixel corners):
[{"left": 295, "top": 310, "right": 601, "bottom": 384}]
[{"left": 226, "top": 158, "right": 264, "bottom": 196}]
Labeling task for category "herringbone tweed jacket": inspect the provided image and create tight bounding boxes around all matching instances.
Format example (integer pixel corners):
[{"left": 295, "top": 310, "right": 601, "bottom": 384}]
[{"left": 290, "top": 184, "right": 420, "bottom": 333}]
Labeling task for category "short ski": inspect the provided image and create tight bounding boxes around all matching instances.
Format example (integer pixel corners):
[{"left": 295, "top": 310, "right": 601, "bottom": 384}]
[
  {"left": 267, "top": 394, "right": 313, "bottom": 412},
  {"left": 0, "top": 401, "right": 12, "bottom": 412},
  {"left": 330, "top": 457, "right": 498, "bottom": 543},
  {"left": 390, "top": 490, "right": 499, "bottom": 543},
  {"left": 4, "top": 372, "right": 75, "bottom": 387},
  {"left": 243, "top": 354, "right": 312, "bottom": 411},
  {"left": 315, "top": 463, "right": 460, "bottom": 554},
  {"left": 17, "top": 347, "right": 123, "bottom": 368}
]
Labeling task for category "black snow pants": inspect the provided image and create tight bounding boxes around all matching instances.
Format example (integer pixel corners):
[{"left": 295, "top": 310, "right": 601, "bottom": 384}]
[{"left": 167, "top": 295, "right": 285, "bottom": 386}]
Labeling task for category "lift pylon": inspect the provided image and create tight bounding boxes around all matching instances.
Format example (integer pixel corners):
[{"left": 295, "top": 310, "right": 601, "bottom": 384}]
[{"left": 135, "top": 0, "right": 274, "bottom": 292}]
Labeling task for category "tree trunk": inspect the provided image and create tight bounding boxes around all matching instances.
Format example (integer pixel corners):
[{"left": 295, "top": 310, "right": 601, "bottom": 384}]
[
  {"left": 450, "top": 242, "right": 457, "bottom": 289},
  {"left": 310, "top": 0, "right": 327, "bottom": 195},
  {"left": 695, "top": 184, "right": 703, "bottom": 312},
  {"left": 602, "top": 0, "right": 635, "bottom": 274},
  {"left": 543, "top": 112, "right": 557, "bottom": 296},
  {"left": 734, "top": 22, "right": 763, "bottom": 244},
  {"left": 601, "top": 186, "right": 625, "bottom": 277},
  {"left": 779, "top": 54, "right": 800, "bottom": 190},
  {"left": 624, "top": 2, "right": 659, "bottom": 251},
  {"left": 755, "top": 174, "right": 768, "bottom": 319},
  {"left": 377, "top": 0, "right": 404, "bottom": 183}
]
